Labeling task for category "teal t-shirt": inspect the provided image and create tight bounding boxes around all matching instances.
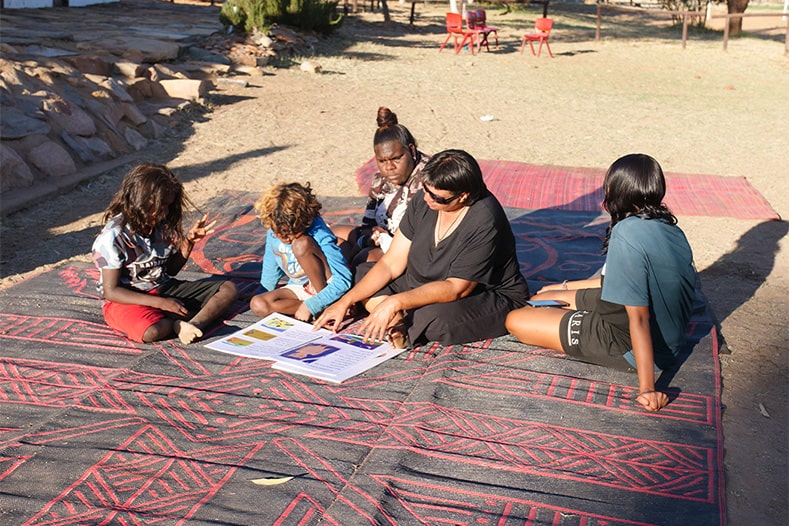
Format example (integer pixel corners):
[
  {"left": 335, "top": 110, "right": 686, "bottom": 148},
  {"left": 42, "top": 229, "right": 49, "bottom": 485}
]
[{"left": 601, "top": 216, "right": 696, "bottom": 367}]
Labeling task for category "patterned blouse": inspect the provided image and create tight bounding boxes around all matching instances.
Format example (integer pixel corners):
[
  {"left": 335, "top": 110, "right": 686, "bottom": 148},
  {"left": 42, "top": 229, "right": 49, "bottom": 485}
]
[{"left": 362, "top": 151, "right": 430, "bottom": 235}]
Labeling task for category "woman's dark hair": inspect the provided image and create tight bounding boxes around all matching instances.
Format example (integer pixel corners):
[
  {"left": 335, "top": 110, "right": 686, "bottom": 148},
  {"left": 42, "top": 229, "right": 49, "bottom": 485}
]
[
  {"left": 373, "top": 107, "right": 418, "bottom": 151},
  {"left": 421, "top": 149, "right": 487, "bottom": 205},
  {"left": 101, "top": 163, "right": 189, "bottom": 243},
  {"left": 255, "top": 182, "right": 322, "bottom": 237},
  {"left": 602, "top": 153, "right": 677, "bottom": 253}
]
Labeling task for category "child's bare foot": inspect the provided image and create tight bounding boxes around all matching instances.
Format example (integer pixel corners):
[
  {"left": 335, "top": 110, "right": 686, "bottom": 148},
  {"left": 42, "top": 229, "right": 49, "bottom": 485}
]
[{"left": 173, "top": 320, "right": 203, "bottom": 344}]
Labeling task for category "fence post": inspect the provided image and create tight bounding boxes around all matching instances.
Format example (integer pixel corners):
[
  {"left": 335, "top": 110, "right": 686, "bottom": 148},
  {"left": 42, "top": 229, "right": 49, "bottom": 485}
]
[
  {"left": 682, "top": 11, "right": 689, "bottom": 49},
  {"left": 722, "top": 14, "right": 730, "bottom": 51},
  {"left": 785, "top": 17, "right": 788, "bottom": 55},
  {"left": 596, "top": 3, "right": 601, "bottom": 40}
]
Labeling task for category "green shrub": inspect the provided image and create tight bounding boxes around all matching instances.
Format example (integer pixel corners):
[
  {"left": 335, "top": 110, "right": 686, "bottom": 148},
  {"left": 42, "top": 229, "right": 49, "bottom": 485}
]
[
  {"left": 220, "top": 0, "right": 247, "bottom": 30},
  {"left": 220, "top": 0, "right": 342, "bottom": 36},
  {"left": 279, "top": 0, "right": 343, "bottom": 34}
]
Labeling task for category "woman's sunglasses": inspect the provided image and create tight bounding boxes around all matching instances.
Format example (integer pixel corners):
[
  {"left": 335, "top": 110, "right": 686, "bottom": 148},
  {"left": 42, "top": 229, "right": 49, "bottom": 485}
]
[{"left": 423, "top": 186, "right": 460, "bottom": 205}]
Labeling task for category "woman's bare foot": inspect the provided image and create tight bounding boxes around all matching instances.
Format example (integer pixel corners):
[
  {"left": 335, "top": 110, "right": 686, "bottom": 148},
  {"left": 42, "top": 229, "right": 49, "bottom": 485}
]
[
  {"left": 173, "top": 320, "right": 203, "bottom": 344},
  {"left": 386, "top": 324, "right": 410, "bottom": 349}
]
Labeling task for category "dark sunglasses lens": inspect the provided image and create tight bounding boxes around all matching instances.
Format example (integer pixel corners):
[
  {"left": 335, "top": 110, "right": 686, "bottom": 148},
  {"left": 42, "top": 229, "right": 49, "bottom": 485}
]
[{"left": 426, "top": 187, "right": 456, "bottom": 204}]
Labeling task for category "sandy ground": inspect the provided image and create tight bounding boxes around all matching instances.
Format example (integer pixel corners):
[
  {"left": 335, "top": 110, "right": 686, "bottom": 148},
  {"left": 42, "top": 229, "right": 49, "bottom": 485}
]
[{"left": 0, "top": 2, "right": 787, "bottom": 523}]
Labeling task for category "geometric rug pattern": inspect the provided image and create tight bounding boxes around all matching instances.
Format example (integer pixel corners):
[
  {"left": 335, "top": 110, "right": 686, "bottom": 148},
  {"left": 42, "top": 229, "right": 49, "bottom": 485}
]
[{"left": 0, "top": 190, "right": 725, "bottom": 525}]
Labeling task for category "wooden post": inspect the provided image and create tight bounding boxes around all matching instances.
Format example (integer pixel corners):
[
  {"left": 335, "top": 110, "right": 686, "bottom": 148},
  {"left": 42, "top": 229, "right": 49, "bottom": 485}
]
[
  {"left": 722, "top": 14, "right": 730, "bottom": 51},
  {"left": 785, "top": 17, "right": 789, "bottom": 55},
  {"left": 596, "top": 3, "right": 601, "bottom": 40},
  {"left": 682, "top": 11, "right": 689, "bottom": 48}
]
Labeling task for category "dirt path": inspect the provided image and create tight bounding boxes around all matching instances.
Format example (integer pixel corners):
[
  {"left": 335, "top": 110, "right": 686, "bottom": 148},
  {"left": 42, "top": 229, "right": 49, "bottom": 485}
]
[{"left": 1, "top": 3, "right": 787, "bottom": 523}]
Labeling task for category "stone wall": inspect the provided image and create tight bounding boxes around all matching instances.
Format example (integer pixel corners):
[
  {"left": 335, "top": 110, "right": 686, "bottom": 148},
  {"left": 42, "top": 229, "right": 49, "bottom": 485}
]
[
  {"left": 0, "top": 17, "right": 317, "bottom": 214},
  {"left": 0, "top": 44, "right": 220, "bottom": 196}
]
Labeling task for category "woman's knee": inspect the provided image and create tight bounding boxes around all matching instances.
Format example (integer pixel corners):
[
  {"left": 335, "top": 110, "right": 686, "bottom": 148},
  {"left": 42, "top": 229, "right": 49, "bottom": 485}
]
[{"left": 505, "top": 307, "right": 524, "bottom": 332}]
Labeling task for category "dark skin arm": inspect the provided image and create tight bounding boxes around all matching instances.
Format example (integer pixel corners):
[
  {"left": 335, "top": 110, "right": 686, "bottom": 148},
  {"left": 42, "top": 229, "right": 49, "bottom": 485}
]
[
  {"left": 100, "top": 267, "right": 189, "bottom": 317},
  {"left": 291, "top": 233, "right": 331, "bottom": 321},
  {"left": 626, "top": 304, "right": 670, "bottom": 412},
  {"left": 359, "top": 276, "right": 476, "bottom": 344},
  {"left": 166, "top": 213, "right": 215, "bottom": 276}
]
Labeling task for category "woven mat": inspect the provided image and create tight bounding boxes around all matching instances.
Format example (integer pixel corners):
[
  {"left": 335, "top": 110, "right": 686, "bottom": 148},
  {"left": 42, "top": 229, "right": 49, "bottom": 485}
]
[
  {"left": 0, "top": 193, "right": 725, "bottom": 525},
  {"left": 356, "top": 156, "right": 780, "bottom": 220}
]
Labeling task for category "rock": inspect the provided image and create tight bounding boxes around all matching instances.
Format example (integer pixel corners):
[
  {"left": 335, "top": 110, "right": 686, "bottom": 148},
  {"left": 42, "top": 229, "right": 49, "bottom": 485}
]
[
  {"left": 97, "top": 37, "right": 181, "bottom": 63},
  {"left": 39, "top": 58, "right": 78, "bottom": 77},
  {"left": 123, "top": 126, "right": 148, "bottom": 151},
  {"left": 271, "top": 26, "right": 308, "bottom": 47},
  {"left": 121, "top": 102, "right": 147, "bottom": 126},
  {"left": 22, "top": 45, "right": 74, "bottom": 58},
  {"left": 158, "top": 78, "right": 209, "bottom": 102},
  {"left": 42, "top": 97, "right": 96, "bottom": 137},
  {"left": 152, "top": 63, "right": 188, "bottom": 80},
  {"left": 227, "top": 48, "right": 258, "bottom": 68},
  {"left": 90, "top": 98, "right": 126, "bottom": 128},
  {"left": 0, "top": 143, "right": 34, "bottom": 192},
  {"left": 216, "top": 77, "right": 249, "bottom": 88},
  {"left": 299, "top": 61, "right": 322, "bottom": 74},
  {"left": 0, "top": 62, "right": 42, "bottom": 97},
  {"left": 60, "top": 54, "right": 112, "bottom": 76},
  {"left": 0, "top": 43, "right": 20, "bottom": 55},
  {"left": 184, "top": 46, "right": 232, "bottom": 65},
  {"left": 0, "top": 82, "right": 14, "bottom": 105},
  {"left": 0, "top": 107, "right": 50, "bottom": 140},
  {"left": 12, "top": 93, "right": 44, "bottom": 116},
  {"left": 15, "top": 133, "right": 48, "bottom": 153},
  {"left": 60, "top": 131, "right": 114, "bottom": 162},
  {"left": 27, "top": 140, "right": 76, "bottom": 178},
  {"left": 114, "top": 61, "right": 146, "bottom": 79},
  {"left": 137, "top": 117, "right": 167, "bottom": 140},
  {"left": 178, "top": 61, "right": 232, "bottom": 79},
  {"left": 23, "top": 66, "right": 57, "bottom": 86},
  {"left": 125, "top": 77, "right": 155, "bottom": 101},
  {"left": 136, "top": 101, "right": 180, "bottom": 118},
  {"left": 84, "top": 75, "right": 133, "bottom": 102},
  {"left": 231, "top": 64, "right": 263, "bottom": 76}
]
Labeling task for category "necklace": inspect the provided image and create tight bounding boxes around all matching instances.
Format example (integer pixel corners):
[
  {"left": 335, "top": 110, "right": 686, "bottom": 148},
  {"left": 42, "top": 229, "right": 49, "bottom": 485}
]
[{"left": 434, "top": 207, "right": 468, "bottom": 246}]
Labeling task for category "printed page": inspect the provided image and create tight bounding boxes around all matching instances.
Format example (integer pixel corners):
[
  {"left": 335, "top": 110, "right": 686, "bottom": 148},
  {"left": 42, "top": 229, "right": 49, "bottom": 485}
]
[
  {"left": 271, "top": 333, "right": 406, "bottom": 383},
  {"left": 205, "top": 313, "right": 331, "bottom": 360}
]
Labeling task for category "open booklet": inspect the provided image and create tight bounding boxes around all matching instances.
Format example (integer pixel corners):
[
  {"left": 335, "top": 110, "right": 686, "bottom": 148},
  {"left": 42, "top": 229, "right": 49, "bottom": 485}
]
[{"left": 204, "top": 313, "right": 406, "bottom": 383}]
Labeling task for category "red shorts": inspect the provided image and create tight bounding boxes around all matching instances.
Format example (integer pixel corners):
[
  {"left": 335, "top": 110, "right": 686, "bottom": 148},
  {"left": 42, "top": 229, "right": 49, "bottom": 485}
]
[
  {"left": 101, "top": 278, "right": 225, "bottom": 342},
  {"left": 102, "top": 292, "right": 166, "bottom": 343}
]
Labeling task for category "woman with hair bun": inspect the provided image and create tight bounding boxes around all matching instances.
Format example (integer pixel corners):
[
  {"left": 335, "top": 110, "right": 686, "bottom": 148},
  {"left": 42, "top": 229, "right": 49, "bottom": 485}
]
[{"left": 333, "top": 106, "right": 430, "bottom": 268}]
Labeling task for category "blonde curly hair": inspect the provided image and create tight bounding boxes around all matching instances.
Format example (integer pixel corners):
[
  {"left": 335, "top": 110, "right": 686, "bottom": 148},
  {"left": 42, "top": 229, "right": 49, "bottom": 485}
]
[{"left": 254, "top": 182, "right": 322, "bottom": 237}]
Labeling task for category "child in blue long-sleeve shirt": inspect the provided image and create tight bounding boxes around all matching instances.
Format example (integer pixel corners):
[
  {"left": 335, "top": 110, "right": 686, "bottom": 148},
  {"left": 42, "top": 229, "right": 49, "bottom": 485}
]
[{"left": 250, "top": 182, "right": 352, "bottom": 322}]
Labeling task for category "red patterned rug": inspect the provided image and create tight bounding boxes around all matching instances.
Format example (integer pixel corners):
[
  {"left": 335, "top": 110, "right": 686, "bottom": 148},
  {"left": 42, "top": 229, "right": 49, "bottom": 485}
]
[
  {"left": 0, "top": 193, "right": 726, "bottom": 525},
  {"left": 356, "top": 157, "right": 781, "bottom": 220}
]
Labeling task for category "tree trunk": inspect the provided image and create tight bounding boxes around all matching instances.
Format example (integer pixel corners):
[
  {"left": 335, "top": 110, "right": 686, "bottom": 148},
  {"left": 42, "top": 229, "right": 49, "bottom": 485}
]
[{"left": 726, "top": 0, "right": 749, "bottom": 36}]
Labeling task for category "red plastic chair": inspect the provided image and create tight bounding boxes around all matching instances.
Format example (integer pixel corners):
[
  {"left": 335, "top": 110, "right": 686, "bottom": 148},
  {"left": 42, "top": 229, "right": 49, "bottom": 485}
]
[
  {"left": 520, "top": 17, "right": 554, "bottom": 58},
  {"left": 464, "top": 11, "right": 485, "bottom": 53},
  {"left": 439, "top": 12, "right": 477, "bottom": 55},
  {"left": 473, "top": 9, "right": 499, "bottom": 51}
]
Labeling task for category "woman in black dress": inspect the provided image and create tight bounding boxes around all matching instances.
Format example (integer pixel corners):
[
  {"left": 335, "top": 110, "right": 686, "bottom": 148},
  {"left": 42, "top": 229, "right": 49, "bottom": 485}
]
[{"left": 314, "top": 149, "right": 530, "bottom": 348}]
